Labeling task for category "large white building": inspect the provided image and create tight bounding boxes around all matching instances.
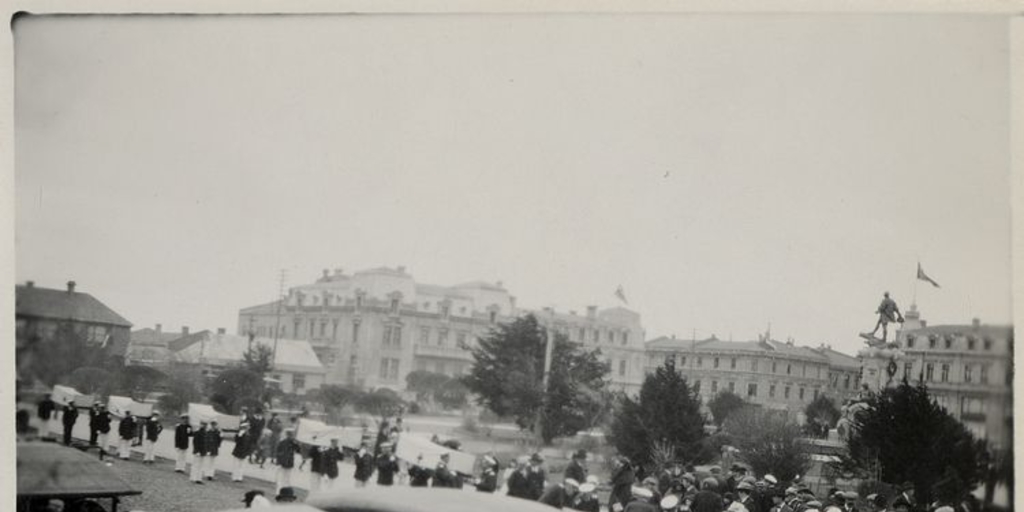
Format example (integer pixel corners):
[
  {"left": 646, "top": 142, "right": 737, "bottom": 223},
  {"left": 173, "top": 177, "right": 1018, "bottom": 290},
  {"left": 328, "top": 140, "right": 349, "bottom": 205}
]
[{"left": 237, "top": 266, "right": 647, "bottom": 394}]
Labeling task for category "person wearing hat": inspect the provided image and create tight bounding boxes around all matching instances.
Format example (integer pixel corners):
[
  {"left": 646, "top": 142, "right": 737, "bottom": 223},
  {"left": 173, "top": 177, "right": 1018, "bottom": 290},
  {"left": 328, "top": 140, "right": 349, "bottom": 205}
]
[
  {"left": 625, "top": 486, "right": 659, "bottom": 512},
  {"left": 768, "top": 489, "right": 786, "bottom": 512},
  {"left": 307, "top": 440, "right": 325, "bottom": 493},
  {"left": 117, "top": 410, "right": 136, "bottom": 460},
  {"left": 321, "top": 438, "right": 344, "bottom": 490},
  {"left": 353, "top": 441, "right": 375, "bottom": 487},
  {"left": 275, "top": 486, "right": 298, "bottom": 503},
  {"left": 782, "top": 487, "right": 806, "bottom": 512},
  {"left": 231, "top": 425, "right": 252, "bottom": 482},
  {"left": 87, "top": 402, "right": 103, "bottom": 446},
  {"left": 434, "top": 452, "right": 462, "bottom": 488},
  {"left": 727, "top": 465, "right": 747, "bottom": 495},
  {"left": 570, "top": 476, "right": 601, "bottom": 512},
  {"left": 690, "top": 478, "right": 724, "bottom": 512},
  {"left": 659, "top": 494, "right": 681, "bottom": 512},
  {"left": 608, "top": 456, "right": 637, "bottom": 512},
  {"left": 565, "top": 450, "right": 588, "bottom": 484},
  {"left": 408, "top": 454, "right": 433, "bottom": 488},
  {"left": 725, "top": 492, "right": 749, "bottom": 512},
  {"left": 804, "top": 500, "right": 823, "bottom": 512},
  {"left": 376, "top": 442, "right": 400, "bottom": 486},
  {"left": 275, "top": 428, "right": 300, "bottom": 493},
  {"left": 37, "top": 394, "right": 57, "bottom": 440},
  {"left": 506, "top": 457, "right": 532, "bottom": 498},
  {"left": 173, "top": 413, "right": 192, "bottom": 472},
  {"left": 242, "top": 490, "right": 270, "bottom": 508},
  {"left": 475, "top": 455, "right": 500, "bottom": 493},
  {"left": 204, "top": 420, "right": 223, "bottom": 480},
  {"left": 737, "top": 480, "right": 758, "bottom": 512},
  {"left": 142, "top": 412, "right": 162, "bottom": 464},
  {"left": 841, "top": 492, "right": 859, "bottom": 512},
  {"left": 640, "top": 476, "right": 663, "bottom": 505},
  {"left": 60, "top": 400, "right": 79, "bottom": 446},
  {"left": 540, "top": 477, "right": 581, "bottom": 509},
  {"left": 190, "top": 420, "right": 210, "bottom": 483}
]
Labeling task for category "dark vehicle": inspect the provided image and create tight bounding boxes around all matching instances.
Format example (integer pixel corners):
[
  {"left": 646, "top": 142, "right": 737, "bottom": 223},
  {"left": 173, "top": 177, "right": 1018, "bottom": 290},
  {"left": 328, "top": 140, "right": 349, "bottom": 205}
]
[{"left": 17, "top": 442, "right": 142, "bottom": 512}]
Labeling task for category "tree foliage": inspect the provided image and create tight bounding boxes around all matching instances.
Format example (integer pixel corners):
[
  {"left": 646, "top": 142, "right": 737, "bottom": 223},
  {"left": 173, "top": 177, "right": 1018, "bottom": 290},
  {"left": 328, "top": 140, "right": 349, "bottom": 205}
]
[
  {"left": 356, "top": 388, "right": 404, "bottom": 419},
  {"left": 242, "top": 342, "right": 275, "bottom": 375},
  {"left": 804, "top": 394, "right": 841, "bottom": 438},
  {"left": 157, "top": 366, "right": 205, "bottom": 416},
  {"left": 839, "top": 382, "right": 988, "bottom": 505},
  {"left": 707, "top": 391, "right": 748, "bottom": 426},
  {"left": 405, "top": 371, "right": 451, "bottom": 401},
  {"left": 209, "top": 368, "right": 264, "bottom": 414},
  {"left": 19, "top": 320, "right": 115, "bottom": 386},
  {"left": 462, "top": 314, "right": 611, "bottom": 444},
  {"left": 113, "top": 364, "right": 168, "bottom": 401},
  {"left": 607, "top": 359, "right": 707, "bottom": 468},
  {"left": 725, "top": 407, "right": 810, "bottom": 483},
  {"left": 64, "top": 366, "right": 116, "bottom": 396}
]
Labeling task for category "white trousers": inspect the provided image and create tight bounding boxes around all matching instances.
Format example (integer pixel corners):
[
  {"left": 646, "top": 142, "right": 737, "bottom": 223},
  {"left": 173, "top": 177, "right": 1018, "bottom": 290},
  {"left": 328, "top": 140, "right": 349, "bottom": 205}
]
[
  {"left": 190, "top": 455, "right": 206, "bottom": 481},
  {"left": 276, "top": 467, "right": 293, "bottom": 493},
  {"left": 47, "top": 418, "right": 61, "bottom": 437},
  {"left": 204, "top": 455, "right": 217, "bottom": 478},
  {"left": 118, "top": 438, "right": 131, "bottom": 459},
  {"left": 97, "top": 433, "right": 109, "bottom": 454},
  {"left": 324, "top": 476, "right": 337, "bottom": 491},
  {"left": 175, "top": 449, "right": 188, "bottom": 471},
  {"left": 143, "top": 439, "right": 156, "bottom": 461},
  {"left": 232, "top": 456, "right": 246, "bottom": 481},
  {"left": 310, "top": 472, "right": 322, "bottom": 493}
]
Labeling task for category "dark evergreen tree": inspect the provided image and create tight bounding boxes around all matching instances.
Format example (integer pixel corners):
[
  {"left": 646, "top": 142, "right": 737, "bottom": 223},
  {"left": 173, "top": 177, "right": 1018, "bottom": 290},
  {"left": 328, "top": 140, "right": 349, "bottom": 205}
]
[
  {"left": 803, "top": 394, "right": 841, "bottom": 438},
  {"left": 707, "top": 391, "right": 747, "bottom": 426},
  {"left": 839, "top": 381, "right": 987, "bottom": 505},
  {"left": 462, "top": 314, "right": 611, "bottom": 444},
  {"left": 724, "top": 408, "right": 810, "bottom": 482},
  {"left": 607, "top": 359, "right": 707, "bottom": 467}
]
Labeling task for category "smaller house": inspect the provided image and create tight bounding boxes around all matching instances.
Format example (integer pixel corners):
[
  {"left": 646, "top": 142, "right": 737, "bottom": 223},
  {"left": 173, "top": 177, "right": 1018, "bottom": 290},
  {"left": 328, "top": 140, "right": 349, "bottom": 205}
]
[
  {"left": 169, "top": 330, "right": 326, "bottom": 395},
  {"left": 126, "top": 324, "right": 193, "bottom": 367}
]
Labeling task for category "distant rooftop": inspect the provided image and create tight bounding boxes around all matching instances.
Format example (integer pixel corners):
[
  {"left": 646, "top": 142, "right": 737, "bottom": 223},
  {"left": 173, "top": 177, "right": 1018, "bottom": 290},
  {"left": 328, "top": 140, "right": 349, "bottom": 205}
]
[
  {"left": 16, "top": 282, "right": 131, "bottom": 327},
  {"left": 646, "top": 335, "right": 834, "bottom": 362},
  {"left": 170, "top": 330, "right": 325, "bottom": 373}
]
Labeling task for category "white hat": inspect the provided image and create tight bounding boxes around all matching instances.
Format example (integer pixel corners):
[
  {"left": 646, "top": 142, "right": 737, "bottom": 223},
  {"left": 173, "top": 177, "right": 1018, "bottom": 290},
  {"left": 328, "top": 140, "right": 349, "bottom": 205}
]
[
  {"left": 564, "top": 478, "right": 580, "bottom": 488},
  {"left": 632, "top": 486, "right": 654, "bottom": 499},
  {"left": 764, "top": 474, "right": 778, "bottom": 484},
  {"left": 580, "top": 483, "right": 597, "bottom": 493},
  {"left": 586, "top": 475, "right": 600, "bottom": 485},
  {"left": 660, "top": 495, "right": 680, "bottom": 510}
]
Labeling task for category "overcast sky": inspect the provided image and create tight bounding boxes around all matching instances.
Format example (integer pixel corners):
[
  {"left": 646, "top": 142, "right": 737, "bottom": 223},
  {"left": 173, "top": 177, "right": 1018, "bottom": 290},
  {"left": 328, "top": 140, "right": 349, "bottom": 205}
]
[{"left": 14, "top": 14, "right": 1012, "bottom": 355}]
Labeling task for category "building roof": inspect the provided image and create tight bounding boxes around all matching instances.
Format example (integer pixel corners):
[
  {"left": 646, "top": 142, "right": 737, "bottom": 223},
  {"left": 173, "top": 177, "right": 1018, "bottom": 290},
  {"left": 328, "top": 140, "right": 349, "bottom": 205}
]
[
  {"left": 16, "top": 285, "right": 132, "bottom": 327},
  {"left": 239, "top": 300, "right": 283, "bottom": 315},
  {"left": 17, "top": 442, "right": 141, "bottom": 499},
  {"left": 130, "top": 327, "right": 186, "bottom": 347},
  {"left": 902, "top": 324, "right": 1012, "bottom": 338},
  {"left": 646, "top": 336, "right": 829, "bottom": 362},
  {"left": 170, "top": 331, "right": 325, "bottom": 373},
  {"left": 810, "top": 346, "right": 860, "bottom": 370}
]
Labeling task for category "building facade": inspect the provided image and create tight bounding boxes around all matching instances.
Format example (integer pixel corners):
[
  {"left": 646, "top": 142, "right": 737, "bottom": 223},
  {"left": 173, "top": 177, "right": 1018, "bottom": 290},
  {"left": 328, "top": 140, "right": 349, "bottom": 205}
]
[
  {"left": 236, "top": 266, "right": 647, "bottom": 393},
  {"left": 126, "top": 324, "right": 193, "bottom": 367},
  {"left": 860, "top": 305, "right": 1013, "bottom": 452},
  {"left": 645, "top": 335, "right": 859, "bottom": 415}
]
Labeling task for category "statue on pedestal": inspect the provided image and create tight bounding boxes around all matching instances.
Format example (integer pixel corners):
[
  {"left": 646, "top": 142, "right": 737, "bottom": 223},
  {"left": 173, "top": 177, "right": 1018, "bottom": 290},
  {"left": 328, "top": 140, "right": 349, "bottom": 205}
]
[{"left": 861, "top": 292, "right": 904, "bottom": 345}]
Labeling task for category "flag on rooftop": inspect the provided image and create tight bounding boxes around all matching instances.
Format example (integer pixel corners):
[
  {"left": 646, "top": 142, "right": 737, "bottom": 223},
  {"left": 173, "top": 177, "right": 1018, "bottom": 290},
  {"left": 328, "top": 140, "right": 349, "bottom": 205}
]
[{"left": 917, "top": 263, "right": 940, "bottom": 288}]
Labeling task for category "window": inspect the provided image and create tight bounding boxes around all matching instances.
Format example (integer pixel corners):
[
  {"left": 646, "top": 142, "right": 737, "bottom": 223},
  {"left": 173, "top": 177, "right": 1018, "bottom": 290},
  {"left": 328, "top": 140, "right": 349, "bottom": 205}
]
[
  {"left": 456, "top": 332, "right": 468, "bottom": 348},
  {"left": 964, "top": 365, "right": 974, "bottom": 383},
  {"left": 438, "top": 329, "right": 449, "bottom": 346},
  {"left": 802, "top": 365, "right": 807, "bottom": 376},
  {"left": 714, "top": 357, "right": 720, "bottom": 369},
  {"left": 693, "top": 380, "right": 701, "bottom": 393},
  {"left": 390, "top": 298, "right": 400, "bottom": 313},
  {"left": 86, "top": 325, "right": 109, "bottom": 345},
  {"left": 579, "top": 328, "right": 586, "bottom": 341},
  {"left": 379, "top": 358, "right": 400, "bottom": 381},
  {"left": 293, "top": 373, "right": 306, "bottom": 391},
  {"left": 747, "top": 383, "right": 757, "bottom": 397},
  {"left": 440, "top": 304, "right": 450, "bottom": 319},
  {"left": 751, "top": 359, "right": 758, "bottom": 372},
  {"left": 623, "top": 332, "right": 630, "bottom": 344},
  {"left": 799, "top": 388, "right": 805, "bottom": 400},
  {"left": 968, "top": 338, "right": 977, "bottom": 350},
  {"left": 383, "top": 325, "right": 393, "bottom": 345},
  {"left": 320, "top": 321, "right": 327, "bottom": 337},
  {"left": 352, "top": 321, "right": 360, "bottom": 343},
  {"left": 728, "top": 382, "right": 735, "bottom": 393},
  {"left": 730, "top": 358, "right": 737, "bottom": 369},
  {"left": 392, "top": 326, "right": 403, "bottom": 347},
  {"left": 697, "top": 357, "right": 703, "bottom": 367},
  {"left": 813, "top": 388, "right": 819, "bottom": 400},
  {"left": 907, "top": 336, "right": 915, "bottom": 348},
  {"left": 711, "top": 381, "right": 718, "bottom": 393},
  {"left": 904, "top": 362, "right": 914, "bottom": 379},
  {"left": 941, "top": 364, "right": 950, "bottom": 383},
  {"left": 592, "top": 329, "right": 600, "bottom": 343},
  {"left": 309, "top": 319, "right": 315, "bottom": 339},
  {"left": 680, "top": 356, "right": 687, "bottom": 367},
  {"left": 944, "top": 337, "right": 953, "bottom": 349},
  {"left": 929, "top": 337, "right": 937, "bottom": 349},
  {"left": 769, "top": 384, "right": 776, "bottom": 398},
  {"left": 332, "top": 320, "right": 339, "bottom": 340},
  {"left": 787, "top": 364, "right": 792, "bottom": 375},
  {"left": 844, "top": 374, "right": 851, "bottom": 389},
  {"left": 772, "top": 361, "right": 778, "bottom": 373},
  {"left": 984, "top": 338, "right": 993, "bottom": 350},
  {"left": 784, "top": 386, "right": 791, "bottom": 399},
  {"left": 608, "top": 331, "right": 615, "bottom": 343},
  {"left": 980, "top": 365, "right": 990, "bottom": 384},
  {"left": 619, "top": 360, "right": 627, "bottom": 376},
  {"left": 925, "top": 363, "right": 935, "bottom": 382},
  {"left": 293, "top": 320, "right": 300, "bottom": 338},
  {"left": 419, "top": 327, "right": 430, "bottom": 344},
  {"left": 490, "top": 311, "right": 498, "bottom": 324}
]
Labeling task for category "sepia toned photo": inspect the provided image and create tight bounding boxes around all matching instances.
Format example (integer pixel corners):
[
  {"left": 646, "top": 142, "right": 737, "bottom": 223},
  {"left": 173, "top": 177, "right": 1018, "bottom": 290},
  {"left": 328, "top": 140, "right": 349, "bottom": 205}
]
[{"left": 7, "top": 5, "right": 1020, "bottom": 512}]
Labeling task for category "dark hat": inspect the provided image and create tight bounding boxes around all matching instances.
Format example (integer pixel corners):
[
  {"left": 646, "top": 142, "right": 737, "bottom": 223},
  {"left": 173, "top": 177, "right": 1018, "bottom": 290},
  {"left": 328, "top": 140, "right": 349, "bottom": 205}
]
[
  {"left": 276, "top": 487, "right": 298, "bottom": 501},
  {"left": 573, "top": 449, "right": 588, "bottom": 460},
  {"left": 530, "top": 453, "right": 544, "bottom": 463},
  {"left": 730, "top": 464, "right": 745, "bottom": 472}
]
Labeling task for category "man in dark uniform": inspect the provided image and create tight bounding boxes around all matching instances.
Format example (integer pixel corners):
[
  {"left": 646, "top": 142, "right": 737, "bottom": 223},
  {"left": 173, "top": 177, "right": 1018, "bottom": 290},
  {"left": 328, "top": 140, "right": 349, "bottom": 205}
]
[
  {"left": 540, "top": 478, "right": 581, "bottom": 509},
  {"left": 609, "top": 456, "right": 637, "bottom": 512},
  {"left": 376, "top": 443, "right": 400, "bottom": 486},
  {"left": 88, "top": 402, "right": 102, "bottom": 446},
  {"left": 308, "top": 443, "right": 325, "bottom": 493},
  {"left": 409, "top": 455, "right": 433, "bottom": 487},
  {"left": 37, "top": 394, "right": 57, "bottom": 440},
  {"left": 117, "top": 411, "right": 136, "bottom": 460},
  {"left": 143, "top": 412, "right": 163, "bottom": 464},
  {"left": 190, "top": 420, "right": 209, "bottom": 484},
  {"left": 205, "top": 420, "right": 223, "bottom": 480},
  {"left": 61, "top": 400, "right": 79, "bottom": 446},
  {"left": 527, "top": 453, "right": 547, "bottom": 500},
  {"left": 353, "top": 442, "right": 375, "bottom": 487},
  {"left": 231, "top": 427, "right": 251, "bottom": 482},
  {"left": 570, "top": 478, "right": 601, "bottom": 512},
  {"left": 433, "top": 453, "right": 458, "bottom": 488},
  {"left": 322, "top": 438, "right": 344, "bottom": 490},
  {"left": 94, "top": 405, "right": 112, "bottom": 460},
  {"left": 275, "top": 428, "right": 300, "bottom": 493},
  {"left": 250, "top": 410, "right": 268, "bottom": 464},
  {"left": 565, "top": 450, "right": 588, "bottom": 484},
  {"left": 475, "top": 455, "right": 499, "bottom": 492},
  {"left": 174, "top": 414, "right": 192, "bottom": 473}
]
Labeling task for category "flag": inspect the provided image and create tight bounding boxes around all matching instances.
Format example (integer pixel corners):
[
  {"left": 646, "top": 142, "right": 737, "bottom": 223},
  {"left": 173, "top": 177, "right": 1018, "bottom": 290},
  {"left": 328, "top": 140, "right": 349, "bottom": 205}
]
[
  {"left": 614, "top": 285, "right": 628, "bottom": 304},
  {"left": 917, "top": 263, "right": 940, "bottom": 288}
]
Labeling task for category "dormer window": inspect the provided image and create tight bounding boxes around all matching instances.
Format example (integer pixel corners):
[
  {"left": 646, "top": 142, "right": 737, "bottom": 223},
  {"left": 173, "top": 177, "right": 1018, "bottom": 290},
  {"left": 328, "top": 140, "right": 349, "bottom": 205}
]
[
  {"left": 907, "top": 335, "right": 916, "bottom": 348},
  {"left": 984, "top": 337, "right": 993, "bottom": 351},
  {"left": 944, "top": 336, "right": 953, "bottom": 349},
  {"left": 390, "top": 298, "right": 400, "bottom": 313},
  {"left": 490, "top": 311, "right": 498, "bottom": 324}
]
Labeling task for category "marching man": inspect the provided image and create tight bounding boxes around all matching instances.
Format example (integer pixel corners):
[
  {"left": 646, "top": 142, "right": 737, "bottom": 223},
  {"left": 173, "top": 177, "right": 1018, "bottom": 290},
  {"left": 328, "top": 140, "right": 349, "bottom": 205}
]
[
  {"left": 118, "top": 411, "right": 136, "bottom": 460},
  {"left": 61, "top": 400, "right": 79, "bottom": 446},
  {"left": 94, "top": 404, "right": 112, "bottom": 461},
  {"left": 190, "top": 420, "right": 209, "bottom": 484},
  {"left": 204, "top": 420, "right": 223, "bottom": 480},
  {"left": 230, "top": 425, "right": 250, "bottom": 482},
  {"left": 275, "top": 428, "right": 301, "bottom": 494},
  {"left": 174, "top": 414, "right": 192, "bottom": 473},
  {"left": 143, "top": 412, "right": 163, "bottom": 464}
]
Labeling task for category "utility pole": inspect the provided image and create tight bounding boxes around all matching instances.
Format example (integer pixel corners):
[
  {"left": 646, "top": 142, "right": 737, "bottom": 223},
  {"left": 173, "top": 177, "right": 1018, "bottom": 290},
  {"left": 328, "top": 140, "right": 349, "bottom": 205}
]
[
  {"left": 536, "top": 308, "right": 556, "bottom": 447},
  {"left": 272, "top": 269, "right": 287, "bottom": 370}
]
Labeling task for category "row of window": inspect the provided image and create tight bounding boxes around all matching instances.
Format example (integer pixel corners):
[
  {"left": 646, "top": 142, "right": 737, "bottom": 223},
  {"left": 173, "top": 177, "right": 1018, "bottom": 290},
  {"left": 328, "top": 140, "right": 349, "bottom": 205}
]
[
  {"left": 693, "top": 379, "right": 821, "bottom": 402},
  {"left": 549, "top": 325, "right": 632, "bottom": 346},
  {"left": 905, "top": 333, "right": 997, "bottom": 351},
  {"left": 906, "top": 361, "right": 999, "bottom": 385},
  {"left": 660, "top": 354, "right": 826, "bottom": 379},
  {"left": 290, "top": 293, "right": 500, "bottom": 324}
]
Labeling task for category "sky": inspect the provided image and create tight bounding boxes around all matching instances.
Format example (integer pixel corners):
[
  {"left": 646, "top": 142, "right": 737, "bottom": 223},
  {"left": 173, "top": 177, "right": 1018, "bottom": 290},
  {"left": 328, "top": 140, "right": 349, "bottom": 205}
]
[{"left": 14, "top": 13, "right": 1013, "bottom": 357}]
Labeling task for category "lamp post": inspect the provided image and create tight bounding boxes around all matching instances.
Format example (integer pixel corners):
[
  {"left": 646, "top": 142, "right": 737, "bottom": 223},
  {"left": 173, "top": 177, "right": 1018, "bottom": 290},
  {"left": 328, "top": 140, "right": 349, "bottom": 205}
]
[{"left": 535, "top": 309, "right": 556, "bottom": 446}]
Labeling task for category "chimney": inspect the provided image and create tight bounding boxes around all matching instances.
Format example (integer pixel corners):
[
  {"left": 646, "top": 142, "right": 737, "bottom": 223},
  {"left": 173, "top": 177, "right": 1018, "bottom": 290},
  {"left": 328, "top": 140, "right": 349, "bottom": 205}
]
[
  {"left": 66, "top": 281, "right": 76, "bottom": 293},
  {"left": 155, "top": 323, "right": 162, "bottom": 333},
  {"left": 217, "top": 327, "right": 226, "bottom": 335},
  {"left": 182, "top": 326, "right": 190, "bottom": 335},
  {"left": 586, "top": 305, "right": 598, "bottom": 318},
  {"left": 25, "top": 281, "right": 34, "bottom": 288},
  {"left": 972, "top": 318, "right": 981, "bottom": 330}
]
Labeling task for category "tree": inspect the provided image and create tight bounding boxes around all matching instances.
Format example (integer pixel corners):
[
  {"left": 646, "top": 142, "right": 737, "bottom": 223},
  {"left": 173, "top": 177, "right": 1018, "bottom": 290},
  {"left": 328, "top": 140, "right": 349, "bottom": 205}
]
[
  {"left": 113, "top": 364, "right": 168, "bottom": 401},
  {"left": 804, "top": 394, "right": 841, "bottom": 438},
  {"left": 242, "top": 342, "right": 275, "bottom": 375},
  {"left": 157, "top": 366, "right": 204, "bottom": 416},
  {"left": 707, "top": 391, "right": 748, "bottom": 426},
  {"left": 462, "top": 314, "right": 611, "bottom": 444},
  {"left": 725, "top": 407, "right": 810, "bottom": 483},
  {"left": 405, "top": 371, "right": 451, "bottom": 403},
  {"left": 356, "top": 388, "right": 404, "bottom": 420},
  {"left": 311, "top": 384, "right": 362, "bottom": 423},
  {"left": 435, "top": 378, "right": 469, "bottom": 410},
  {"left": 208, "top": 368, "right": 264, "bottom": 414},
  {"left": 839, "top": 381, "right": 988, "bottom": 505},
  {"left": 20, "top": 320, "right": 114, "bottom": 387},
  {"left": 64, "top": 366, "right": 116, "bottom": 396},
  {"left": 607, "top": 359, "right": 707, "bottom": 468}
]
